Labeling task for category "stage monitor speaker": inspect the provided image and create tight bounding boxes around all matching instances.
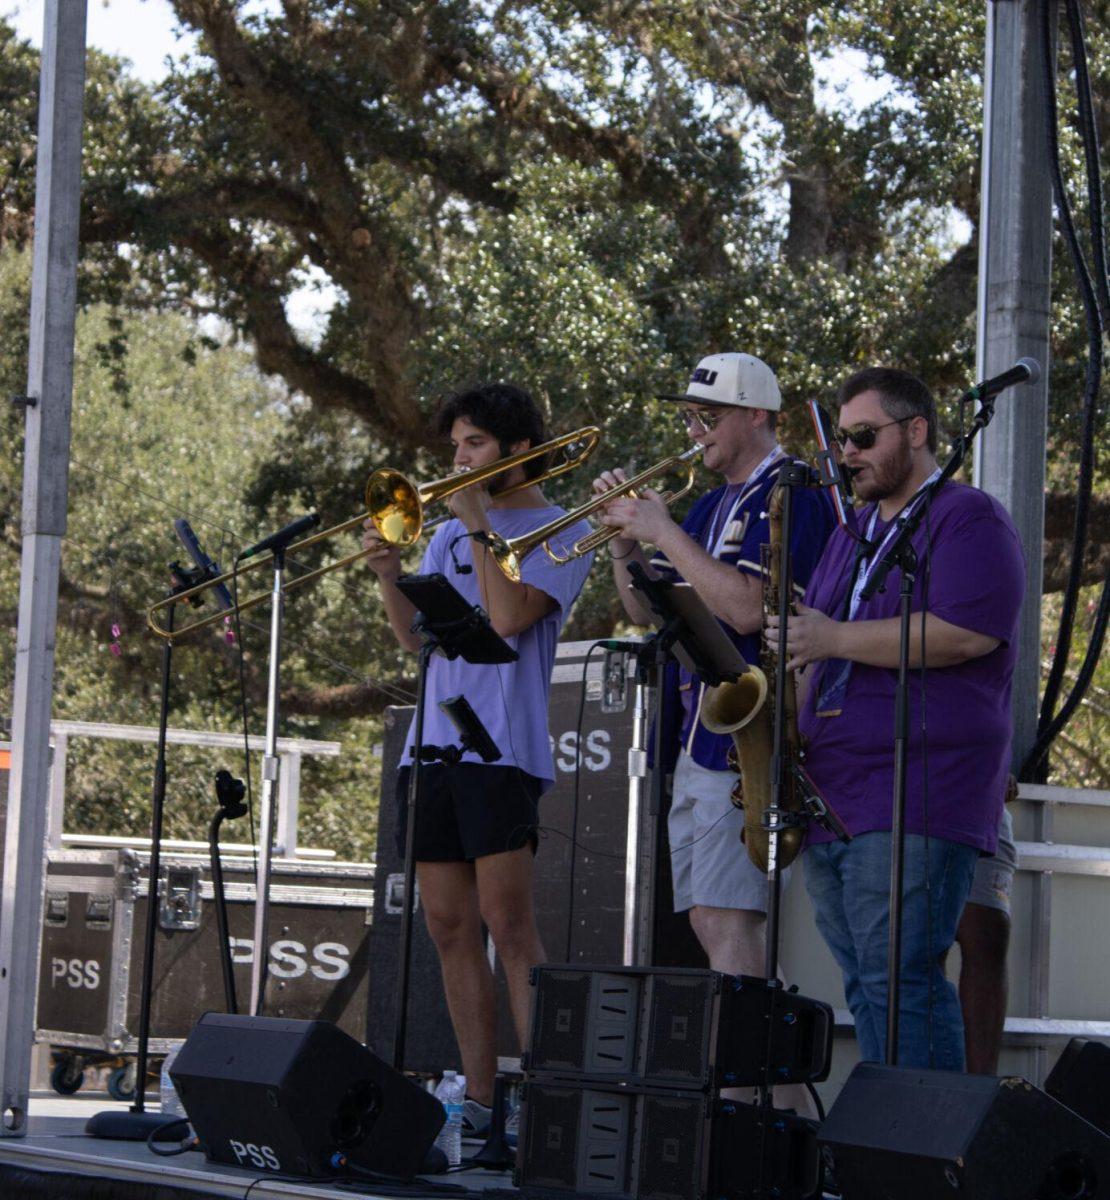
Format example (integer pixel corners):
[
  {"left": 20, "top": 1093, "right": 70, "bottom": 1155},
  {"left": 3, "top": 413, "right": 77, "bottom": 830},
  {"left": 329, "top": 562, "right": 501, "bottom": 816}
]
[
  {"left": 1046, "top": 1038, "right": 1110, "bottom": 1137},
  {"left": 171, "top": 1013, "right": 444, "bottom": 1179},
  {"left": 820, "top": 1062, "right": 1110, "bottom": 1200},
  {"left": 526, "top": 965, "right": 831, "bottom": 1089},
  {"left": 516, "top": 1081, "right": 817, "bottom": 1200}
]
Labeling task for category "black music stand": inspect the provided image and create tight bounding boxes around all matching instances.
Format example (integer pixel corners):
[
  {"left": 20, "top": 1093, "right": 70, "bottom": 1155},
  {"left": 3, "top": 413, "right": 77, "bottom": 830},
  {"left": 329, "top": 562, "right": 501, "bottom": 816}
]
[
  {"left": 389, "top": 573, "right": 517, "bottom": 1073},
  {"left": 624, "top": 564, "right": 746, "bottom": 965}
]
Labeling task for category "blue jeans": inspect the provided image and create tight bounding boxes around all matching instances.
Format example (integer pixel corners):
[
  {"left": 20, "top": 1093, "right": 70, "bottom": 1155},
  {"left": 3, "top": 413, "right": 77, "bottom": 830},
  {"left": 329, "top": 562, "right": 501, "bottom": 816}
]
[{"left": 804, "top": 832, "right": 979, "bottom": 1070}]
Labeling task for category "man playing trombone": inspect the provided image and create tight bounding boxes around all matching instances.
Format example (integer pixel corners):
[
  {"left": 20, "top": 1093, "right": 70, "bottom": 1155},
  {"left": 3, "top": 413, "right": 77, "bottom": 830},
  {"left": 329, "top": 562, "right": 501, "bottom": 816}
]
[
  {"left": 362, "top": 383, "right": 592, "bottom": 1137},
  {"left": 593, "top": 353, "right": 834, "bottom": 980}
]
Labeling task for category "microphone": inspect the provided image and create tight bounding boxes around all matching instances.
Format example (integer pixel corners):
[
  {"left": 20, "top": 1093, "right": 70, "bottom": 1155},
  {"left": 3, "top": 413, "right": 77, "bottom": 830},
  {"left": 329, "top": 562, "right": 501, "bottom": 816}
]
[
  {"left": 973, "top": 357, "right": 1041, "bottom": 399},
  {"left": 237, "top": 512, "right": 320, "bottom": 561},
  {"left": 173, "top": 519, "right": 233, "bottom": 610}
]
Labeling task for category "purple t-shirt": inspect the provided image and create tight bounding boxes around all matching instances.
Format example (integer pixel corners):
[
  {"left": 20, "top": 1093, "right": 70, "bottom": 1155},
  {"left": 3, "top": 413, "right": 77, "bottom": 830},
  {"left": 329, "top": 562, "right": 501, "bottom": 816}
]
[
  {"left": 800, "top": 482, "right": 1025, "bottom": 854},
  {"left": 401, "top": 506, "right": 593, "bottom": 790}
]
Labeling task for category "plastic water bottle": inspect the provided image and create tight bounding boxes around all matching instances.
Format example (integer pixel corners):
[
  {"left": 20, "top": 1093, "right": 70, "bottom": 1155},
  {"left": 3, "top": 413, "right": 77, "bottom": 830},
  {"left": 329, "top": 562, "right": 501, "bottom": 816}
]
[
  {"left": 434, "top": 1069, "right": 465, "bottom": 1166},
  {"left": 159, "top": 1046, "right": 187, "bottom": 1119}
]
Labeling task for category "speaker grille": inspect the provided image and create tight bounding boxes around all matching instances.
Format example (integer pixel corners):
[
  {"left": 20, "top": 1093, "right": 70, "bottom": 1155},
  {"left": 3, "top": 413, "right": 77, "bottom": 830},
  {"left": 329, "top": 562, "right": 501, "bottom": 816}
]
[
  {"left": 531, "top": 970, "right": 593, "bottom": 1072},
  {"left": 643, "top": 976, "right": 713, "bottom": 1086},
  {"left": 636, "top": 1094, "right": 706, "bottom": 1200},
  {"left": 520, "top": 1084, "right": 583, "bottom": 1189}
]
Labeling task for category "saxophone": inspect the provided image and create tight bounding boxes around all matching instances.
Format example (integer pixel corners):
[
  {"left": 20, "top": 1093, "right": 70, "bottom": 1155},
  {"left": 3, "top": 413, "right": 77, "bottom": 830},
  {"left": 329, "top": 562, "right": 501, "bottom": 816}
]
[{"left": 700, "top": 481, "right": 807, "bottom": 871}]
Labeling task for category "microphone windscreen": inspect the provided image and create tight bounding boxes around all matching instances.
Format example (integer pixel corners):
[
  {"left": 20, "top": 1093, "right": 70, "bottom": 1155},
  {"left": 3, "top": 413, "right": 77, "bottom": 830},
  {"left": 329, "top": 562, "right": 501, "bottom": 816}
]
[{"left": 1017, "top": 356, "right": 1042, "bottom": 385}]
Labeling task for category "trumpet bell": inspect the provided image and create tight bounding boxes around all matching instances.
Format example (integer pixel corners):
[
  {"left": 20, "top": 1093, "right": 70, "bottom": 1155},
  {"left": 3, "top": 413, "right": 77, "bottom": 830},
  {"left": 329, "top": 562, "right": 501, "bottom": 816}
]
[{"left": 365, "top": 468, "right": 424, "bottom": 546}]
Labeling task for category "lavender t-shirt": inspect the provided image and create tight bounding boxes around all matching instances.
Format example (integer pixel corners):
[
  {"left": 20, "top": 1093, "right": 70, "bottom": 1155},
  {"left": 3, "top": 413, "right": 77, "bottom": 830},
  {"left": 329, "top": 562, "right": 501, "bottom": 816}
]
[
  {"left": 799, "top": 482, "right": 1025, "bottom": 854},
  {"left": 401, "top": 506, "right": 593, "bottom": 791}
]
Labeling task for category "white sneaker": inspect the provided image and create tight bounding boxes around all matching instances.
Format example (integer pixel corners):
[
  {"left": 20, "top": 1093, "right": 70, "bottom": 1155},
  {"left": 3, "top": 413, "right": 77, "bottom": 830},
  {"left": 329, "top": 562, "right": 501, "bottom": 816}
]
[
  {"left": 505, "top": 1104, "right": 520, "bottom": 1148},
  {"left": 462, "top": 1097, "right": 492, "bottom": 1138}
]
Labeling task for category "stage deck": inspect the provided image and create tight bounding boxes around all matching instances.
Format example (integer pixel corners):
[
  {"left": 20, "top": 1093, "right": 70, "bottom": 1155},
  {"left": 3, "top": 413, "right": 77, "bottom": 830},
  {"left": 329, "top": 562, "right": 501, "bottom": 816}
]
[{"left": 0, "top": 1095, "right": 522, "bottom": 1200}]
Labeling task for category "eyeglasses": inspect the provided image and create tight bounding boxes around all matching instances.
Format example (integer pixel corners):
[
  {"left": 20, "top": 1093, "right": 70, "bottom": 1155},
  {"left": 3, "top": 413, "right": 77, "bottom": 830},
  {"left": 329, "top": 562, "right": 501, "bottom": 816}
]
[
  {"left": 834, "top": 416, "right": 914, "bottom": 451},
  {"left": 679, "top": 407, "right": 729, "bottom": 434}
]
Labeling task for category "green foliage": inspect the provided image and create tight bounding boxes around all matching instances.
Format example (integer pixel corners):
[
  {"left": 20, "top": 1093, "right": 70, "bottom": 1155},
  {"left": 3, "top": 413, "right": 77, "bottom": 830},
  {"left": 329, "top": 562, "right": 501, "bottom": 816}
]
[{"left": 0, "top": 257, "right": 392, "bottom": 858}]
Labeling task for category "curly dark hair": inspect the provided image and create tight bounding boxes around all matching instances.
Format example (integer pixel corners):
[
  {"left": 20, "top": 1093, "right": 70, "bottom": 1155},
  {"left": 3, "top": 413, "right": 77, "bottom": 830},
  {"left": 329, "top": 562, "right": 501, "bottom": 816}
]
[{"left": 434, "top": 383, "right": 548, "bottom": 479}]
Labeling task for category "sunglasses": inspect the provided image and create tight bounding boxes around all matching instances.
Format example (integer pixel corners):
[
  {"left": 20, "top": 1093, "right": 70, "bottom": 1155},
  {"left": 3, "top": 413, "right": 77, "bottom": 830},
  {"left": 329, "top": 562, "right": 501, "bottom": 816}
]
[
  {"left": 679, "top": 407, "right": 729, "bottom": 434},
  {"left": 834, "top": 416, "right": 913, "bottom": 451}
]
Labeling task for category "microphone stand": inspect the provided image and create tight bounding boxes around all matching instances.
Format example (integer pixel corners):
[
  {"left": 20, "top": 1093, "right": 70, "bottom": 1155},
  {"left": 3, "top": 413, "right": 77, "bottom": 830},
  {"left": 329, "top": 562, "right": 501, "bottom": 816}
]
[
  {"left": 620, "top": 634, "right": 677, "bottom": 967},
  {"left": 86, "top": 562, "right": 214, "bottom": 1141},
  {"left": 248, "top": 544, "right": 290, "bottom": 1016},
  {"left": 210, "top": 770, "right": 247, "bottom": 1014},
  {"left": 756, "top": 461, "right": 849, "bottom": 1199},
  {"left": 859, "top": 388, "right": 999, "bottom": 1065},
  {"left": 625, "top": 563, "right": 747, "bottom": 967}
]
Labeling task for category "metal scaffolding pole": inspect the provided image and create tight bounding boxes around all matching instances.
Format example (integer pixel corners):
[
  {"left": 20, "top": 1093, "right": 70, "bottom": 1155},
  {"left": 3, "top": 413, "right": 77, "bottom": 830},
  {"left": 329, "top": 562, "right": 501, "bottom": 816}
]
[
  {"left": 974, "top": 0, "right": 1055, "bottom": 765},
  {"left": 0, "top": 0, "right": 87, "bottom": 1135}
]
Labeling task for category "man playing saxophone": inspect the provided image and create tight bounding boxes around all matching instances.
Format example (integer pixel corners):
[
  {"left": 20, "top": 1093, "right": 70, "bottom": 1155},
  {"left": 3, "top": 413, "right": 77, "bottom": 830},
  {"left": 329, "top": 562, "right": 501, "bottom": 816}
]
[
  {"left": 592, "top": 353, "right": 835, "bottom": 981},
  {"left": 765, "top": 367, "right": 1025, "bottom": 1071}
]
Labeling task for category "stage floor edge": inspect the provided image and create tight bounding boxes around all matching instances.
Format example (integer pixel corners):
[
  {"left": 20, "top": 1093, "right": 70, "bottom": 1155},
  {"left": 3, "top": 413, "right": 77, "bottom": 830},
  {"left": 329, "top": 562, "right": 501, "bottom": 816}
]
[{"left": 0, "top": 1112, "right": 519, "bottom": 1200}]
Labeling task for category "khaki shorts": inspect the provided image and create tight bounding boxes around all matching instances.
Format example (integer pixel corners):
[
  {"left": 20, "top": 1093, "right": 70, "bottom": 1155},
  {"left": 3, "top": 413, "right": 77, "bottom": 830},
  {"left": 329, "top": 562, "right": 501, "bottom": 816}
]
[
  {"left": 965, "top": 806, "right": 1016, "bottom": 916},
  {"left": 667, "top": 751, "right": 786, "bottom": 913}
]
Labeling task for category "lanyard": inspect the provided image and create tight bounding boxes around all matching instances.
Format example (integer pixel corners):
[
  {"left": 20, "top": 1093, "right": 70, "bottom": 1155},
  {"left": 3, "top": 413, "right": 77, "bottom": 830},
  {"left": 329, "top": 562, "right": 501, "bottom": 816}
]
[
  {"left": 843, "top": 468, "right": 942, "bottom": 621},
  {"left": 706, "top": 445, "right": 786, "bottom": 560}
]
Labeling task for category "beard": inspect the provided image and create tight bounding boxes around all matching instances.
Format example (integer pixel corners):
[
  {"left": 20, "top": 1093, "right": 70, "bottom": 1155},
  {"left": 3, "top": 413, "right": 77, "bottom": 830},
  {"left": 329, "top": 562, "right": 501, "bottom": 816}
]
[{"left": 851, "top": 433, "right": 914, "bottom": 503}]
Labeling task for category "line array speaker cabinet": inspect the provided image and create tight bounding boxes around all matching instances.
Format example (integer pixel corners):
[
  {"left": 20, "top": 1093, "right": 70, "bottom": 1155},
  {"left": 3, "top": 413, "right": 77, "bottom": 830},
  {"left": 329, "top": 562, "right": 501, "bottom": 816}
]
[
  {"left": 526, "top": 965, "right": 832, "bottom": 1089},
  {"left": 819, "top": 1062, "right": 1110, "bottom": 1200},
  {"left": 1046, "top": 1038, "right": 1110, "bottom": 1137},
  {"left": 170, "top": 1013, "right": 444, "bottom": 1179},
  {"left": 516, "top": 1079, "right": 819, "bottom": 1200}
]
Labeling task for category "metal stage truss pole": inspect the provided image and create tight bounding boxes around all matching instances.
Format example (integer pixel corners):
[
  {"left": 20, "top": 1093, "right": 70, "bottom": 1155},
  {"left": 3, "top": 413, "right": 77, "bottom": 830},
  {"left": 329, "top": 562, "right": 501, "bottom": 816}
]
[
  {"left": 249, "top": 555, "right": 287, "bottom": 1015},
  {"left": 975, "top": 0, "right": 1056, "bottom": 1085},
  {"left": 974, "top": 0, "right": 1055, "bottom": 765},
  {"left": 0, "top": 0, "right": 87, "bottom": 1137}
]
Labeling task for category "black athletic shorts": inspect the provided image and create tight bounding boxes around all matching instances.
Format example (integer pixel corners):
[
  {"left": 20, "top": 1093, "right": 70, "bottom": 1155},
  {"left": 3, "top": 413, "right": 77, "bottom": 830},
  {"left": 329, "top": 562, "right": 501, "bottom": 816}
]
[{"left": 395, "top": 762, "right": 543, "bottom": 862}]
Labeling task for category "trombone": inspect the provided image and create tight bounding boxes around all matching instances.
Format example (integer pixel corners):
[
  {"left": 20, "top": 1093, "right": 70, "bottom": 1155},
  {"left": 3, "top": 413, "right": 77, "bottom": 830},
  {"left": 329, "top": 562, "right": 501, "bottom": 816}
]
[
  {"left": 364, "top": 426, "right": 600, "bottom": 546},
  {"left": 147, "top": 426, "right": 601, "bottom": 641},
  {"left": 483, "top": 445, "right": 702, "bottom": 582}
]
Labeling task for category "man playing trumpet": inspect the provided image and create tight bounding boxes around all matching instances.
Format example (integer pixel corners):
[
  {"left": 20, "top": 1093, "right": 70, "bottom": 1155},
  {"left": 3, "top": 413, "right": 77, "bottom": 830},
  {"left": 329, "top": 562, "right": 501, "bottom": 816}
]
[
  {"left": 593, "top": 353, "right": 834, "bottom": 979},
  {"left": 363, "top": 382, "right": 592, "bottom": 1135}
]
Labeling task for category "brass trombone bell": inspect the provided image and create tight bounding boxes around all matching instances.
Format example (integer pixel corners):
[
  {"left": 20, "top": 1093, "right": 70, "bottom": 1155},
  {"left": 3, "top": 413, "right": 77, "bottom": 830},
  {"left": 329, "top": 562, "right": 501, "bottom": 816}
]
[
  {"left": 483, "top": 445, "right": 702, "bottom": 583},
  {"left": 365, "top": 426, "right": 602, "bottom": 546},
  {"left": 146, "top": 426, "right": 601, "bottom": 641}
]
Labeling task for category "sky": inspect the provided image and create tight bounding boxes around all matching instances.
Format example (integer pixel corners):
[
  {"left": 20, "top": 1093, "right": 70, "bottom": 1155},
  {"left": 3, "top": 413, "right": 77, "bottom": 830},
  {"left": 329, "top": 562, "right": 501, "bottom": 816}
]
[{"left": 8, "top": 0, "right": 189, "bottom": 82}]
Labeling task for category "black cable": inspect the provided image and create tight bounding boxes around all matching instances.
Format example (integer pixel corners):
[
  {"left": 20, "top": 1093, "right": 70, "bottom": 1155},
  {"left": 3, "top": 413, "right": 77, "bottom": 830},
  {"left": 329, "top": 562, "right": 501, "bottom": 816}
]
[
  {"left": 1025, "top": 0, "right": 1107, "bottom": 778},
  {"left": 144, "top": 1116, "right": 195, "bottom": 1156}
]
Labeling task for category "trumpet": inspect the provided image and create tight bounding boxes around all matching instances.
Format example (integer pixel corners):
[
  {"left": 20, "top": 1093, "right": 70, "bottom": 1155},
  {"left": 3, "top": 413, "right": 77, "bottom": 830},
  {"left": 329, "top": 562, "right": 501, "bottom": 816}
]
[
  {"left": 482, "top": 445, "right": 702, "bottom": 582},
  {"left": 146, "top": 426, "right": 601, "bottom": 640}
]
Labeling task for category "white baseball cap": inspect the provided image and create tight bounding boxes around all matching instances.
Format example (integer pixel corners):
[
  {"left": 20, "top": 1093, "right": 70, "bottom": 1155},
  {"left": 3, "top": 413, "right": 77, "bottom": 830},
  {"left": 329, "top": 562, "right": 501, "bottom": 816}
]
[{"left": 658, "top": 352, "right": 782, "bottom": 412}]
